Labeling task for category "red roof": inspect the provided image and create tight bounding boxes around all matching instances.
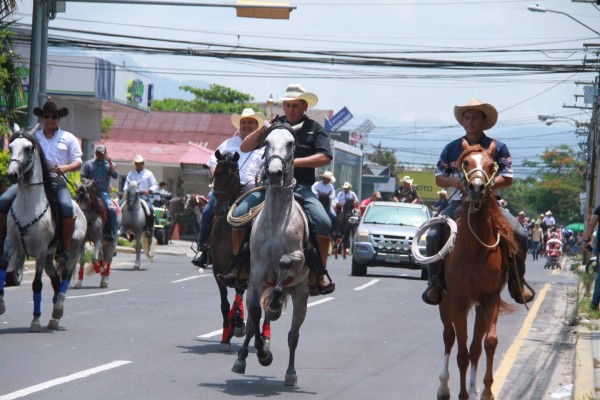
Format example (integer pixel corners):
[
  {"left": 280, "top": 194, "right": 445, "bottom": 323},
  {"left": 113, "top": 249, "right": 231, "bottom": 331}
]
[
  {"left": 98, "top": 141, "right": 212, "bottom": 166},
  {"left": 103, "top": 110, "right": 234, "bottom": 151}
]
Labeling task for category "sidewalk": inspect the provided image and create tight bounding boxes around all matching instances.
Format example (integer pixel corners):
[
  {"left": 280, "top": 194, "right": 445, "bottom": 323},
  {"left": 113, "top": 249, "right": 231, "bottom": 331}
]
[{"left": 116, "top": 239, "right": 196, "bottom": 257}]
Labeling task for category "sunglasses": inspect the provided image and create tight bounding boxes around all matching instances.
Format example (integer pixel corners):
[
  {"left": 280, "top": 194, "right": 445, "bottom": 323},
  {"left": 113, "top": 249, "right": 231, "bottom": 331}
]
[{"left": 43, "top": 114, "right": 59, "bottom": 120}]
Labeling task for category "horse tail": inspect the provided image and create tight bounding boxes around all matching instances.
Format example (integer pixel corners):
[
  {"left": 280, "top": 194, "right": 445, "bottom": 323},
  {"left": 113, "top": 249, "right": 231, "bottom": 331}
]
[
  {"left": 260, "top": 286, "right": 288, "bottom": 321},
  {"left": 499, "top": 298, "right": 518, "bottom": 315},
  {"left": 141, "top": 234, "right": 154, "bottom": 260}
]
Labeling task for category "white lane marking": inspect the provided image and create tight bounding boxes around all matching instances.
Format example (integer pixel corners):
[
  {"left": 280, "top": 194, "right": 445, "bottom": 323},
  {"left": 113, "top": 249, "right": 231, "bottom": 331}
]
[
  {"left": 197, "top": 298, "right": 334, "bottom": 338},
  {"left": 353, "top": 279, "right": 380, "bottom": 291},
  {"left": 171, "top": 274, "right": 212, "bottom": 283},
  {"left": 0, "top": 360, "right": 131, "bottom": 400},
  {"left": 67, "top": 289, "right": 130, "bottom": 299},
  {"left": 308, "top": 296, "right": 335, "bottom": 307}
]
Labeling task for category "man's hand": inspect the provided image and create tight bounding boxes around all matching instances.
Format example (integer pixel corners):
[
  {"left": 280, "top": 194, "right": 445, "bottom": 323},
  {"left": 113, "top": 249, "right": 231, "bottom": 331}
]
[{"left": 584, "top": 240, "right": 594, "bottom": 252}]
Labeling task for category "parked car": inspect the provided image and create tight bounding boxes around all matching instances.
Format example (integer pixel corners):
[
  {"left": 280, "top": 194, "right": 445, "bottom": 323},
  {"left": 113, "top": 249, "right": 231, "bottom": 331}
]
[{"left": 351, "top": 201, "right": 430, "bottom": 278}]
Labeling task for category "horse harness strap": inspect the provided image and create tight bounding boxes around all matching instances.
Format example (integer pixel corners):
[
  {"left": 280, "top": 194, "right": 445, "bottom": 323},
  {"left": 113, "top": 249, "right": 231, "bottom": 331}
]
[{"left": 9, "top": 202, "right": 50, "bottom": 258}]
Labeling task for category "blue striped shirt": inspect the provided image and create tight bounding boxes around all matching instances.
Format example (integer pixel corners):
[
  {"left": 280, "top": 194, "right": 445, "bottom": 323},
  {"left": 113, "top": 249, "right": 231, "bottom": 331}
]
[{"left": 81, "top": 158, "right": 119, "bottom": 193}]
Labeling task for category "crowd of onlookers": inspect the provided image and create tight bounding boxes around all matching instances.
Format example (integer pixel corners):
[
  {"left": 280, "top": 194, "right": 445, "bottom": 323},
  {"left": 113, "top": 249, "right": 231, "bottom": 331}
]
[{"left": 518, "top": 210, "right": 583, "bottom": 260}]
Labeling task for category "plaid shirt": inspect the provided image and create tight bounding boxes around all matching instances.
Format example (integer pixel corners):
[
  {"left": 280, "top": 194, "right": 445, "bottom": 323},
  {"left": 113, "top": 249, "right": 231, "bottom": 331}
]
[{"left": 81, "top": 158, "right": 119, "bottom": 193}]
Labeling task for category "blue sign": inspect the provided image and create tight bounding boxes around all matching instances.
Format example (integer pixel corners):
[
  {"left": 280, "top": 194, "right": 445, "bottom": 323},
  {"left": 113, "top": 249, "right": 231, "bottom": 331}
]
[{"left": 324, "top": 107, "right": 353, "bottom": 133}]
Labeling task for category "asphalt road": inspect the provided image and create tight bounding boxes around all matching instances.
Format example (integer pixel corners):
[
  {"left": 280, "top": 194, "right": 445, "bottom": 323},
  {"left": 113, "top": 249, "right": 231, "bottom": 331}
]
[{"left": 0, "top": 250, "right": 577, "bottom": 400}]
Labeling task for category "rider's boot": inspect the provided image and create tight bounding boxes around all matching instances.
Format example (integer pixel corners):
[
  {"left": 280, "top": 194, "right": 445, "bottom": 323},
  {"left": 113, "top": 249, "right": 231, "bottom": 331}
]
[
  {"left": 311, "top": 235, "right": 335, "bottom": 296},
  {"left": 422, "top": 260, "right": 444, "bottom": 305},
  {"left": 57, "top": 217, "right": 75, "bottom": 266},
  {"left": 191, "top": 243, "right": 209, "bottom": 268},
  {"left": 507, "top": 254, "right": 534, "bottom": 304},
  {"left": 217, "top": 227, "right": 250, "bottom": 287}
]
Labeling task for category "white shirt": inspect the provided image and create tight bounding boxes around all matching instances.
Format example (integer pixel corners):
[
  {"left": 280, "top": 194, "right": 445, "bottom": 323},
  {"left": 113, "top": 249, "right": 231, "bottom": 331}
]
[
  {"left": 34, "top": 128, "right": 82, "bottom": 168},
  {"left": 336, "top": 189, "right": 359, "bottom": 205},
  {"left": 311, "top": 181, "right": 335, "bottom": 201},
  {"left": 124, "top": 168, "right": 158, "bottom": 192},
  {"left": 208, "top": 135, "right": 265, "bottom": 186}
]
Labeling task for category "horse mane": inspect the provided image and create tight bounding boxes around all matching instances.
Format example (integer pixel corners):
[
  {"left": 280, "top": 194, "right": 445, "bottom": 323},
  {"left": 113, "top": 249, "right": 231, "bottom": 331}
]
[
  {"left": 9, "top": 130, "right": 54, "bottom": 201},
  {"left": 83, "top": 179, "right": 103, "bottom": 215}
]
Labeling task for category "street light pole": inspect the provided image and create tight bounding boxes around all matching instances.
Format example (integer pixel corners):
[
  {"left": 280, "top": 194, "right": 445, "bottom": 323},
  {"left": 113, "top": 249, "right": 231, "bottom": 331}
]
[{"left": 527, "top": 4, "right": 600, "bottom": 36}]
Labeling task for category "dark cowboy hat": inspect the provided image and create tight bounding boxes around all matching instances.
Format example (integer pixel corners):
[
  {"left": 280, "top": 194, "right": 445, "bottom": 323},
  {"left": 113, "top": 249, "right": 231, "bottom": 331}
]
[{"left": 33, "top": 101, "right": 69, "bottom": 118}]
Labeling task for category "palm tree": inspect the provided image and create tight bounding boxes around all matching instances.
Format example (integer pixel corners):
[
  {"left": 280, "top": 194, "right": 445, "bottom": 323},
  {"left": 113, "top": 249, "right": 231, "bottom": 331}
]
[{"left": 0, "top": 0, "right": 16, "bottom": 20}]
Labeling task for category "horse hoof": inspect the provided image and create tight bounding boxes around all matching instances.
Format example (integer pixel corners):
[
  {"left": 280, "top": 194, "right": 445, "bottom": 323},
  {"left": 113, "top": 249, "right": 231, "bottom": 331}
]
[
  {"left": 258, "top": 350, "right": 273, "bottom": 367},
  {"left": 52, "top": 293, "right": 65, "bottom": 320},
  {"left": 100, "top": 276, "right": 109, "bottom": 288},
  {"left": 234, "top": 324, "right": 246, "bottom": 338},
  {"left": 30, "top": 321, "right": 42, "bottom": 333},
  {"left": 219, "top": 342, "right": 232, "bottom": 352},
  {"left": 133, "top": 266, "right": 140, "bottom": 271},
  {"left": 0, "top": 298, "right": 5, "bottom": 315},
  {"left": 284, "top": 374, "right": 298, "bottom": 386},
  {"left": 73, "top": 280, "right": 82, "bottom": 289},
  {"left": 232, "top": 360, "right": 246, "bottom": 374},
  {"left": 48, "top": 319, "right": 59, "bottom": 330}
]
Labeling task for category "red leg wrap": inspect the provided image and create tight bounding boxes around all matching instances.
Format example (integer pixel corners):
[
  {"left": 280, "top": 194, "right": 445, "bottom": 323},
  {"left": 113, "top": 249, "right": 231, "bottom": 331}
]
[{"left": 262, "top": 322, "right": 271, "bottom": 340}]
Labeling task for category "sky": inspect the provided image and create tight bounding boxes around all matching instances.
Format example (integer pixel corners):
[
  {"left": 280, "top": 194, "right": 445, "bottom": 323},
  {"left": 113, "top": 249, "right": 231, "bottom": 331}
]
[{"left": 10, "top": 0, "right": 600, "bottom": 176}]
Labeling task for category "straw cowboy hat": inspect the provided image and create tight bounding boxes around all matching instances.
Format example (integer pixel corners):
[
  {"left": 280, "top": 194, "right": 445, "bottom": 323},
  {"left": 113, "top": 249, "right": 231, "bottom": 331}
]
[
  {"left": 437, "top": 189, "right": 448, "bottom": 197},
  {"left": 402, "top": 176, "right": 413, "bottom": 184},
  {"left": 320, "top": 171, "right": 336, "bottom": 183},
  {"left": 280, "top": 84, "right": 318, "bottom": 108},
  {"left": 545, "top": 210, "right": 553, "bottom": 216},
  {"left": 518, "top": 210, "right": 525, "bottom": 216},
  {"left": 453, "top": 98, "right": 498, "bottom": 131},
  {"left": 342, "top": 182, "right": 352, "bottom": 189},
  {"left": 231, "top": 108, "right": 265, "bottom": 129},
  {"left": 33, "top": 100, "right": 69, "bottom": 118},
  {"left": 133, "top": 154, "right": 145, "bottom": 163},
  {"left": 372, "top": 191, "right": 382, "bottom": 199}
]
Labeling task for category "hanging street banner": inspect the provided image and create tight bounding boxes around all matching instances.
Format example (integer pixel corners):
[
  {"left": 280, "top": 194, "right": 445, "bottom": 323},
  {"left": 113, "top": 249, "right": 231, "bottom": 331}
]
[{"left": 324, "top": 106, "right": 353, "bottom": 133}]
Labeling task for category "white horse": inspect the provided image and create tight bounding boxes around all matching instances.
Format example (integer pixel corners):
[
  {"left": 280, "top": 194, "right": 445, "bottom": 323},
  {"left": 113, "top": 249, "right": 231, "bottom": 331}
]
[
  {"left": 119, "top": 180, "right": 153, "bottom": 269},
  {"left": 0, "top": 128, "right": 86, "bottom": 331},
  {"left": 232, "top": 122, "right": 310, "bottom": 386},
  {"left": 74, "top": 179, "right": 122, "bottom": 288}
]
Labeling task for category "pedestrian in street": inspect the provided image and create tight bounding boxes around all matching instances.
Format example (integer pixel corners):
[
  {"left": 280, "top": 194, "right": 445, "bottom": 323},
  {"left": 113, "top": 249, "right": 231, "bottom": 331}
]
[{"left": 531, "top": 221, "right": 544, "bottom": 260}]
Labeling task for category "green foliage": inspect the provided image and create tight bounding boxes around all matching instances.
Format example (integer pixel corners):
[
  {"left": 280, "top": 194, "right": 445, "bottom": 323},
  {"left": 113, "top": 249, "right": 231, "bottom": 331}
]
[
  {"left": 0, "top": 149, "right": 8, "bottom": 182},
  {"left": 152, "top": 84, "right": 256, "bottom": 114},
  {"left": 0, "top": 20, "right": 26, "bottom": 129},
  {"left": 504, "top": 146, "right": 585, "bottom": 225},
  {"left": 367, "top": 142, "right": 397, "bottom": 169},
  {"left": 101, "top": 115, "right": 114, "bottom": 134}
]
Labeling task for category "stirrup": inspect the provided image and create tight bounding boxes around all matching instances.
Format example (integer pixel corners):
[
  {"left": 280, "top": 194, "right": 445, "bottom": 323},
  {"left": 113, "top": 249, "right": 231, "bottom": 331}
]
[{"left": 421, "top": 283, "right": 442, "bottom": 306}]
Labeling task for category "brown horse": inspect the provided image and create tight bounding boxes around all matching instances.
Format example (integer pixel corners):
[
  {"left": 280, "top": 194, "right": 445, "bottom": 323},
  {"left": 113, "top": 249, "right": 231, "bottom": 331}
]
[
  {"left": 436, "top": 140, "right": 519, "bottom": 400},
  {"left": 333, "top": 199, "right": 358, "bottom": 260}
]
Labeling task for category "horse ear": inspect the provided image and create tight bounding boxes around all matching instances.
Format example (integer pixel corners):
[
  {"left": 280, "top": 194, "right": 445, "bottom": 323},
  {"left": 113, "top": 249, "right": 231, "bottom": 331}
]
[
  {"left": 232, "top": 151, "right": 240, "bottom": 162},
  {"left": 488, "top": 140, "right": 497, "bottom": 156},
  {"left": 461, "top": 138, "right": 469, "bottom": 150},
  {"left": 291, "top": 121, "right": 305, "bottom": 133},
  {"left": 215, "top": 149, "right": 222, "bottom": 160}
]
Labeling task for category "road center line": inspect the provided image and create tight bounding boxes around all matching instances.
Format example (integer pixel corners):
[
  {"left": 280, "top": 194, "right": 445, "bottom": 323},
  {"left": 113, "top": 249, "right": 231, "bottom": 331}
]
[
  {"left": 171, "top": 275, "right": 211, "bottom": 283},
  {"left": 353, "top": 279, "right": 380, "bottom": 291},
  {"left": 67, "top": 289, "right": 130, "bottom": 299},
  {"left": 0, "top": 360, "right": 131, "bottom": 400},
  {"left": 493, "top": 282, "right": 550, "bottom": 397},
  {"left": 308, "top": 296, "right": 335, "bottom": 307}
]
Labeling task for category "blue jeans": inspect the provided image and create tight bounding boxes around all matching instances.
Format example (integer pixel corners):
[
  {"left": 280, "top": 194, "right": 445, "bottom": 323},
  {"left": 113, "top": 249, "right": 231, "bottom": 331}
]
[
  {"left": 231, "top": 185, "right": 331, "bottom": 236},
  {"left": 99, "top": 191, "right": 117, "bottom": 237},
  {"left": 196, "top": 193, "right": 215, "bottom": 246},
  {"left": 0, "top": 178, "right": 74, "bottom": 217}
]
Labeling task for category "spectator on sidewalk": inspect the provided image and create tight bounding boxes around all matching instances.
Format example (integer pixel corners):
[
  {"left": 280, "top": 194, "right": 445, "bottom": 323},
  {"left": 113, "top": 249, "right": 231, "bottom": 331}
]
[{"left": 583, "top": 205, "right": 600, "bottom": 309}]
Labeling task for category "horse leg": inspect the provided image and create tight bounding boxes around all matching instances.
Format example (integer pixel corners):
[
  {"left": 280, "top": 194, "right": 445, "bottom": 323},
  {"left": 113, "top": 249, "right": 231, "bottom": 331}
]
[
  {"left": 133, "top": 235, "right": 142, "bottom": 270},
  {"left": 216, "top": 281, "right": 232, "bottom": 352},
  {"left": 467, "top": 306, "right": 490, "bottom": 399},
  {"left": 233, "top": 289, "right": 246, "bottom": 338},
  {"left": 30, "top": 267, "right": 44, "bottom": 332},
  {"left": 232, "top": 289, "right": 261, "bottom": 374},
  {"left": 454, "top": 315, "right": 470, "bottom": 400},
  {"left": 438, "top": 305, "right": 455, "bottom": 400},
  {"left": 100, "top": 261, "right": 109, "bottom": 288},
  {"left": 481, "top": 302, "right": 500, "bottom": 400},
  {"left": 285, "top": 284, "right": 309, "bottom": 386},
  {"left": 0, "top": 251, "right": 8, "bottom": 315},
  {"left": 74, "top": 251, "right": 84, "bottom": 288},
  {"left": 262, "top": 318, "right": 271, "bottom": 351}
]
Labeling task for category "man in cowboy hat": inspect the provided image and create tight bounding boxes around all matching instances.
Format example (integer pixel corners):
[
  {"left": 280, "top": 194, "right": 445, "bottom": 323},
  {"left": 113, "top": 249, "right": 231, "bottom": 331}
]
[
  {"left": 123, "top": 154, "right": 159, "bottom": 238},
  {"left": 394, "top": 175, "right": 421, "bottom": 204},
  {"left": 543, "top": 210, "right": 555, "bottom": 229},
  {"left": 191, "top": 108, "right": 266, "bottom": 268},
  {"left": 433, "top": 189, "right": 449, "bottom": 213},
  {"left": 335, "top": 181, "right": 359, "bottom": 215},
  {"left": 312, "top": 171, "right": 337, "bottom": 224},
  {"left": 423, "top": 98, "right": 533, "bottom": 306},
  {"left": 81, "top": 144, "right": 119, "bottom": 242},
  {"left": 226, "top": 83, "right": 335, "bottom": 295},
  {"left": 0, "top": 100, "right": 82, "bottom": 266}
]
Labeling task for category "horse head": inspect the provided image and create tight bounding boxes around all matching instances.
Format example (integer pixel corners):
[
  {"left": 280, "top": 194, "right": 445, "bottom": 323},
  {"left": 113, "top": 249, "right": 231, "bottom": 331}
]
[
  {"left": 263, "top": 123, "right": 301, "bottom": 188},
  {"left": 458, "top": 139, "right": 498, "bottom": 203},
  {"left": 7, "top": 127, "right": 47, "bottom": 185},
  {"left": 212, "top": 150, "right": 241, "bottom": 217},
  {"left": 125, "top": 180, "right": 140, "bottom": 211},
  {"left": 342, "top": 200, "right": 355, "bottom": 217}
]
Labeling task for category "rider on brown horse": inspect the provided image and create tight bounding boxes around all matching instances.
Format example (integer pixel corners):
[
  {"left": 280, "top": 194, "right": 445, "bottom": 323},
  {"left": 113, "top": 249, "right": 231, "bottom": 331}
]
[{"left": 423, "top": 98, "right": 534, "bottom": 306}]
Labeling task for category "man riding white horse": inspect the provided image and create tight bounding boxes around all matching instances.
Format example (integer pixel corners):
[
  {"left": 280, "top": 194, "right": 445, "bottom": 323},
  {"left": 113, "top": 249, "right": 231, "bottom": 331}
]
[
  {"left": 0, "top": 100, "right": 82, "bottom": 266},
  {"left": 81, "top": 144, "right": 119, "bottom": 242},
  {"left": 191, "top": 108, "right": 266, "bottom": 268},
  {"left": 222, "top": 83, "right": 335, "bottom": 296},
  {"left": 122, "top": 155, "right": 158, "bottom": 238}
]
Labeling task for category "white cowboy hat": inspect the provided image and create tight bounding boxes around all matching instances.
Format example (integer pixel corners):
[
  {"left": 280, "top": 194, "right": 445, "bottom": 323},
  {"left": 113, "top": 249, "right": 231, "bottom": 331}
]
[
  {"left": 545, "top": 210, "right": 553, "bottom": 216},
  {"left": 231, "top": 108, "right": 266, "bottom": 129},
  {"left": 342, "top": 182, "right": 352, "bottom": 189},
  {"left": 437, "top": 189, "right": 447, "bottom": 196},
  {"left": 133, "top": 154, "right": 145, "bottom": 163},
  {"left": 320, "top": 171, "right": 336, "bottom": 183},
  {"left": 454, "top": 98, "right": 498, "bottom": 131},
  {"left": 280, "top": 84, "right": 318, "bottom": 108},
  {"left": 402, "top": 176, "right": 413, "bottom": 184}
]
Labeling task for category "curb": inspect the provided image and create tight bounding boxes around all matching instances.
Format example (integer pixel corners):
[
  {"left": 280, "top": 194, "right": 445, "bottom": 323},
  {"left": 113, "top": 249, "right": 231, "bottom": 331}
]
[
  {"left": 116, "top": 246, "right": 188, "bottom": 257},
  {"left": 573, "top": 264, "right": 597, "bottom": 399}
]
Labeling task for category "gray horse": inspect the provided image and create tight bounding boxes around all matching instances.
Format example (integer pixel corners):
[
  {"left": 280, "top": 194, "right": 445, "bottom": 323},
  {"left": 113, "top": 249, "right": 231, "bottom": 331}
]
[
  {"left": 232, "top": 123, "right": 309, "bottom": 386},
  {"left": 0, "top": 129, "right": 86, "bottom": 331},
  {"left": 119, "top": 180, "right": 153, "bottom": 269},
  {"left": 74, "top": 179, "right": 122, "bottom": 288}
]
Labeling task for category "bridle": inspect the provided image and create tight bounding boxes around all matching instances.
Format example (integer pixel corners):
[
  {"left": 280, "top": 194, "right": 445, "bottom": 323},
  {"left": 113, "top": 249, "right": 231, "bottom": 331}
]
[
  {"left": 263, "top": 123, "right": 296, "bottom": 189},
  {"left": 9, "top": 137, "right": 44, "bottom": 186}
]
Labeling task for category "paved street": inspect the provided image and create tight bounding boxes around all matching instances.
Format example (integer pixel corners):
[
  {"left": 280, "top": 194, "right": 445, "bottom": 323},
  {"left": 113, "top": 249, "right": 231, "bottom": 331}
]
[{"left": 0, "top": 246, "right": 577, "bottom": 400}]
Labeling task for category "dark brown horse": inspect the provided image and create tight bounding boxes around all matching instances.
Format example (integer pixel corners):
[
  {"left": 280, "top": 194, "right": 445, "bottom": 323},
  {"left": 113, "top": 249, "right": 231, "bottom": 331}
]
[
  {"left": 436, "top": 140, "right": 519, "bottom": 400},
  {"left": 333, "top": 200, "right": 358, "bottom": 260}
]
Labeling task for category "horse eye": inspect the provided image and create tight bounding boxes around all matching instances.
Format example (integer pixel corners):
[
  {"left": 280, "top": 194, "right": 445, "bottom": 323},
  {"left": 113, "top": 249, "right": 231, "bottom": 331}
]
[{"left": 462, "top": 161, "right": 468, "bottom": 169}]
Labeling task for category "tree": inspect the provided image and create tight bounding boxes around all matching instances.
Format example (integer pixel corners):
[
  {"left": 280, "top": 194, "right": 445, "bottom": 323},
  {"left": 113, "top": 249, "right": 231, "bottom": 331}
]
[
  {"left": 152, "top": 84, "right": 256, "bottom": 114},
  {"left": 367, "top": 142, "right": 397, "bottom": 169}
]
